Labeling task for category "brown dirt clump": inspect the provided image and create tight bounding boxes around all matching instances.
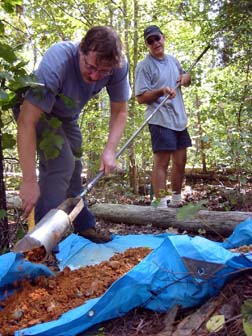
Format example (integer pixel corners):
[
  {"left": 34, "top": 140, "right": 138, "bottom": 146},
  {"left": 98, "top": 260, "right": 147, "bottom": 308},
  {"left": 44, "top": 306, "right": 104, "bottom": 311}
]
[
  {"left": 24, "top": 246, "right": 47, "bottom": 262},
  {"left": 0, "top": 247, "right": 151, "bottom": 336}
]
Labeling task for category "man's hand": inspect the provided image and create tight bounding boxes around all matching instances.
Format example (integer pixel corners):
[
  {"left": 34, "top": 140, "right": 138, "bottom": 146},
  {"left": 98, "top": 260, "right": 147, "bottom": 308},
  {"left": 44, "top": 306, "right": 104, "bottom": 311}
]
[
  {"left": 99, "top": 148, "right": 117, "bottom": 175},
  {"left": 137, "top": 86, "right": 176, "bottom": 104},
  {"left": 162, "top": 87, "right": 176, "bottom": 99},
  {"left": 20, "top": 180, "right": 40, "bottom": 218},
  {"left": 177, "top": 74, "right": 191, "bottom": 87}
]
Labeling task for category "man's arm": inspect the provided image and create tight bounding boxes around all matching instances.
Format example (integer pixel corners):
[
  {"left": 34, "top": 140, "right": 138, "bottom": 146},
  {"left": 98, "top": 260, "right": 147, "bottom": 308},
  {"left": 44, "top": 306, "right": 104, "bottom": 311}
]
[
  {"left": 17, "top": 100, "right": 42, "bottom": 217},
  {"left": 137, "top": 74, "right": 190, "bottom": 105},
  {"left": 136, "top": 87, "right": 176, "bottom": 105},
  {"left": 99, "top": 101, "right": 128, "bottom": 175}
]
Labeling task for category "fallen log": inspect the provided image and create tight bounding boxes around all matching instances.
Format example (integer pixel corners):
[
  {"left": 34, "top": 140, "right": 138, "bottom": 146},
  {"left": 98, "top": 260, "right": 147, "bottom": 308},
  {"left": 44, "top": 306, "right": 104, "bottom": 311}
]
[
  {"left": 90, "top": 203, "right": 252, "bottom": 236},
  {"left": 173, "top": 295, "right": 224, "bottom": 336}
]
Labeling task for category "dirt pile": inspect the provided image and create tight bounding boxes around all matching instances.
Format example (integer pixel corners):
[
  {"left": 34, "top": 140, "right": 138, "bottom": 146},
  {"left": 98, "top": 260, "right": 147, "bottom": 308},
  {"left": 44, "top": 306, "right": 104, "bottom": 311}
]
[{"left": 0, "top": 247, "right": 151, "bottom": 336}]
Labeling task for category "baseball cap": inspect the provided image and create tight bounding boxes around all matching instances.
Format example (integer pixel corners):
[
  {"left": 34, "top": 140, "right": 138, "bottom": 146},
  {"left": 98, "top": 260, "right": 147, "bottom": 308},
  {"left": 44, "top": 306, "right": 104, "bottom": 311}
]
[{"left": 144, "top": 25, "right": 163, "bottom": 41}]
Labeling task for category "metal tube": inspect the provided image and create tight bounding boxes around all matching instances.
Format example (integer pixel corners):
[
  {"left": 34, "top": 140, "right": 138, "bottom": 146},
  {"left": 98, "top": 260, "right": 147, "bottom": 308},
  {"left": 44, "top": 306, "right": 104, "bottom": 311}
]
[{"left": 12, "top": 209, "right": 70, "bottom": 258}]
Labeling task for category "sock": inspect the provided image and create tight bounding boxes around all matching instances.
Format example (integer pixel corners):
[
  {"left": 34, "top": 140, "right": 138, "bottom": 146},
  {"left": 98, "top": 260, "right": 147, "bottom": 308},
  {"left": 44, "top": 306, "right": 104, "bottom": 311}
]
[
  {"left": 170, "top": 193, "right": 182, "bottom": 205},
  {"left": 158, "top": 197, "right": 168, "bottom": 208}
]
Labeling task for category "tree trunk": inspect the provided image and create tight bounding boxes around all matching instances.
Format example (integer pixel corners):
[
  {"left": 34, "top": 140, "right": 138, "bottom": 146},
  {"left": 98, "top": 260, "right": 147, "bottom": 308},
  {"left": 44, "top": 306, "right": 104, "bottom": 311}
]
[
  {"left": 90, "top": 203, "right": 252, "bottom": 236},
  {"left": 0, "top": 128, "right": 9, "bottom": 252},
  {"left": 127, "top": 0, "right": 139, "bottom": 194}
]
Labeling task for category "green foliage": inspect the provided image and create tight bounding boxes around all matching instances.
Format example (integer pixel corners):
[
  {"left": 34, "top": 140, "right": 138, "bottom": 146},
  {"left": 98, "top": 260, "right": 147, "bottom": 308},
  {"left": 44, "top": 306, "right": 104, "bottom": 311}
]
[
  {"left": 15, "top": 227, "right": 26, "bottom": 241},
  {"left": 151, "top": 199, "right": 160, "bottom": 208},
  {"left": 0, "top": 90, "right": 9, "bottom": 100},
  {"left": 0, "top": 209, "right": 6, "bottom": 220},
  {"left": 2, "top": 132, "right": 15, "bottom": 150},
  {"left": 176, "top": 201, "right": 207, "bottom": 221},
  {"left": 206, "top": 315, "right": 225, "bottom": 333},
  {"left": 58, "top": 93, "right": 77, "bottom": 109},
  {"left": 0, "top": 42, "right": 17, "bottom": 63},
  {"left": 39, "top": 131, "right": 64, "bottom": 160},
  {"left": 94, "top": 327, "right": 105, "bottom": 336},
  {"left": 0, "top": 22, "right": 4, "bottom": 34},
  {"left": 44, "top": 115, "right": 62, "bottom": 129},
  {"left": 38, "top": 116, "right": 64, "bottom": 161},
  {"left": 1, "top": 0, "right": 22, "bottom": 13},
  {"left": 8, "top": 74, "right": 39, "bottom": 92},
  {"left": 242, "top": 300, "right": 252, "bottom": 336}
]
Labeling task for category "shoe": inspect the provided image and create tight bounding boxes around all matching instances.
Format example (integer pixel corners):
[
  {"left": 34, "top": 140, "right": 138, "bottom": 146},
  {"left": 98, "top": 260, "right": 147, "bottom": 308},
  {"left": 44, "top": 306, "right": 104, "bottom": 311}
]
[
  {"left": 168, "top": 200, "right": 183, "bottom": 208},
  {"left": 157, "top": 197, "right": 169, "bottom": 209},
  {"left": 168, "top": 193, "right": 183, "bottom": 208},
  {"left": 75, "top": 227, "right": 112, "bottom": 243}
]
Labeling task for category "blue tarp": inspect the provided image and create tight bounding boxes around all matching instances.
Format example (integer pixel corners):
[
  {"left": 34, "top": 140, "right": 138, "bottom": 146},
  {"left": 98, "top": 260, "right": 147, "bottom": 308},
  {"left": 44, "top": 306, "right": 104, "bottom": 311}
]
[{"left": 1, "top": 217, "right": 252, "bottom": 336}]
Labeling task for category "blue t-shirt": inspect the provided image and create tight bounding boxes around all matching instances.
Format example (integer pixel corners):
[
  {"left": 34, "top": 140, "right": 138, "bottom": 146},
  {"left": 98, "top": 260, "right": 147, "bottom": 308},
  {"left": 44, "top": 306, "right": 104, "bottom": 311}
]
[
  {"left": 25, "top": 41, "right": 131, "bottom": 121},
  {"left": 135, "top": 54, "right": 187, "bottom": 131}
]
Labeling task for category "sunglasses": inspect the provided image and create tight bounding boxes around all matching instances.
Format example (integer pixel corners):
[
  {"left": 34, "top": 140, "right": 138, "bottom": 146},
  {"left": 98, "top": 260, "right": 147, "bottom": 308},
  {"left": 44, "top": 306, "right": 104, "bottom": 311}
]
[{"left": 146, "top": 35, "right": 161, "bottom": 45}]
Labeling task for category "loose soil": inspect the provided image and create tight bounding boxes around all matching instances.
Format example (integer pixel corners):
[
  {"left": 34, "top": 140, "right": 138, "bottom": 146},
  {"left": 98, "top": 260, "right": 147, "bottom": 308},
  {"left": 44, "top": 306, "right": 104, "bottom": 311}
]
[{"left": 0, "top": 247, "right": 151, "bottom": 336}]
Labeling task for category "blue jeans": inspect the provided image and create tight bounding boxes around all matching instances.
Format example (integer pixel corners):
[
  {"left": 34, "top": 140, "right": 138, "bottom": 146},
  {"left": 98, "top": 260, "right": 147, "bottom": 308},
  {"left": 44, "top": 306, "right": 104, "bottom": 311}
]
[{"left": 35, "top": 117, "right": 96, "bottom": 231}]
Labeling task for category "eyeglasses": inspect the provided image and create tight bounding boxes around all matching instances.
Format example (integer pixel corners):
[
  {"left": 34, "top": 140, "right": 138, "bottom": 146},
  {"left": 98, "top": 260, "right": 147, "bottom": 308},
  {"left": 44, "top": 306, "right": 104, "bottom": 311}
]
[
  {"left": 83, "top": 56, "right": 113, "bottom": 77},
  {"left": 146, "top": 35, "right": 161, "bottom": 45}
]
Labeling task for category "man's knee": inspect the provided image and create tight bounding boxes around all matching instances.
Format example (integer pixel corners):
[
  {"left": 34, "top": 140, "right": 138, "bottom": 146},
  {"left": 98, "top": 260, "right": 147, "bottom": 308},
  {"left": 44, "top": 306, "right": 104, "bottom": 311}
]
[{"left": 154, "top": 152, "right": 170, "bottom": 169}]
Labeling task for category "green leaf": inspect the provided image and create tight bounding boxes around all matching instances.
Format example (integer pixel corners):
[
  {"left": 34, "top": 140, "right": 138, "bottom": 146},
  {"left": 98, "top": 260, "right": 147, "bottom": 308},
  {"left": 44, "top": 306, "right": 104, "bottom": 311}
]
[
  {"left": 239, "top": 176, "right": 247, "bottom": 185},
  {"left": 9, "top": 74, "right": 41, "bottom": 91},
  {"left": 0, "top": 42, "right": 17, "bottom": 63},
  {"left": 39, "top": 132, "right": 64, "bottom": 160},
  {"left": 1, "top": 0, "right": 22, "bottom": 13},
  {"left": 0, "top": 70, "right": 12, "bottom": 81},
  {"left": 206, "top": 315, "right": 225, "bottom": 332},
  {"left": 0, "top": 90, "right": 9, "bottom": 100},
  {"left": 58, "top": 93, "right": 77, "bottom": 109},
  {"left": 242, "top": 300, "right": 252, "bottom": 336},
  {"left": 0, "top": 209, "right": 6, "bottom": 220},
  {"left": 2, "top": 133, "right": 16, "bottom": 150},
  {"left": 151, "top": 199, "right": 160, "bottom": 208},
  {"left": 16, "top": 227, "right": 26, "bottom": 240},
  {"left": 47, "top": 117, "right": 62, "bottom": 129},
  {"left": 0, "top": 21, "right": 4, "bottom": 35},
  {"left": 53, "top": 134, "right": 64, "bottom": 148},
  {"left": 176, "top": 201, "right": 207, "bottom": 221},
  {"left": 0, "top": 91, "right": 17, "bottom": 109},
  {"left": 10, "top": 60, "right": 29, "bottom": 71}
]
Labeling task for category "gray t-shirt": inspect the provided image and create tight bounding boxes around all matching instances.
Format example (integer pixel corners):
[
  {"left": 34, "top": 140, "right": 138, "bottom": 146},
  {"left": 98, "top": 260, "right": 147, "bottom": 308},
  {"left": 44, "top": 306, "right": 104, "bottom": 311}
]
[
  {"left": 135, "top": 54, "right": 187, "bottom": 131},
  {"left": 25, "top": 41, "right": 131, "bottom": 122}
]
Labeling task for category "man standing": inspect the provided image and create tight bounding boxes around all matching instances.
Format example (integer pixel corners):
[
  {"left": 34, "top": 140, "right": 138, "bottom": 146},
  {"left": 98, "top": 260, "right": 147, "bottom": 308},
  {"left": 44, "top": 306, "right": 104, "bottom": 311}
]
[
  {"left": 135, "top": 25, "right": 191, "bottom": 208},
  {"left": 16, "top": 26, "right": 131, "bottom": 242}
]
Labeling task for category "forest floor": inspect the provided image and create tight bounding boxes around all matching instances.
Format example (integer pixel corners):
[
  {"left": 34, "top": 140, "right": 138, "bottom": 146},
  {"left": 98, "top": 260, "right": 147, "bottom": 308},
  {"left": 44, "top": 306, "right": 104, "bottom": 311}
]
[
  {"left": 81, "top": 174, "right": 252, "bottom": 336},
  {"left": 3, "top": 172, "right": 252, "bottom": 336}
]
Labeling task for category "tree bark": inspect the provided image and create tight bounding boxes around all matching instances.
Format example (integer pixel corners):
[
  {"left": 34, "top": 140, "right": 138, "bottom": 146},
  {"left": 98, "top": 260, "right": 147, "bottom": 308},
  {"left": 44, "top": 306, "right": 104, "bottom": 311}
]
[
  {"left": 0, "top": 127, "right": 9, "bottom": 251},
  {"left": 90, "top": 203, "right": 252, "bottom": 236}
]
